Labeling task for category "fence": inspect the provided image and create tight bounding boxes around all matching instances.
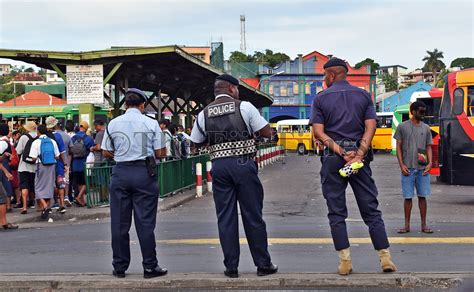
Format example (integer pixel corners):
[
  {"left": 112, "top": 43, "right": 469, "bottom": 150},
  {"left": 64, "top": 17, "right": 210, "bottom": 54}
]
[
  {"left": 84, "top": 143, "right": 281, "bottom": 208},
  {"left": 84, "top": 155, "right": 210, "bottom": 208}
]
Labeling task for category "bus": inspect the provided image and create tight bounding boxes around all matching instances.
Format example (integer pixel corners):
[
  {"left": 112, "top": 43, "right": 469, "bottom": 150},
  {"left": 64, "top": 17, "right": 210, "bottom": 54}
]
[
  {"left": 276, "top": 119, "right": 315, "bottom": 155},
  {"left": 409, "top": 88, "right": 443, "bottom": 176},
  {"left": 372, "top": 112, "right": 393, "bottom": 152},
  {"left": 391, "top": 104, "right": 410, "bottom": 155},
  {"left": 438, "top": 68, "right": 474, "bottom": 185}
]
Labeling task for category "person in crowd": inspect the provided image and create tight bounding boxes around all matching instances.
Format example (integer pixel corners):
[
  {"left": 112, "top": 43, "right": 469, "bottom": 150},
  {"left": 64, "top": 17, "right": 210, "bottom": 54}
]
[
  {"left": 159, "top": 119, "right": 174, "bottom": 160},
  {"left": 310, "top": 57, "right": 396, "bottom": 275},
  {"left": 0, "top": 124, "right": 14, "bottom": 213},
  {"left": 65, "top": 120, "right": 76, "bottom": 202},
  {"left": 53, "top": 121, "right": 72, "bottom": 207},
  {"left": 29, "top": 125, "right": 60, "bottom": 220},
  {"left": 0, "top": 161, "right": 18, "bottom": 230},
  {"left": 102, "top": 88, "right": 167, "bottom": 279},
  {"left": 46, "top": 116, "right": 69, "bottom": 213},
  {"left": 92, "top": 119, "right": 106, "bottom": 165},
  {"left": 15, "top": 121, "right": 38, "bottom": 214},
  {"left": 10, "top": 130, "right": 21, "bottom": 208},
  {"left": 176, "top": 125, "right": 191, "bottom": 159},
  {"left": 69, "top": 121, "right": 95, "bottom": 207},
  {"left": 394, "top": 101, "right": 433, "bottom": 234},
  {"left": 191, "top": 74, "right": 277, "bottom": 278}
]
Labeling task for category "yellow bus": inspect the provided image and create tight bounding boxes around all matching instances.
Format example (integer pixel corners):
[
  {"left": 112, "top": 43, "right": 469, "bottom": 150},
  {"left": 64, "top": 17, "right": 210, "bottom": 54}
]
[
  {"left": 372, "top": 112, "right": 393, "bottom": 152},
  {"left": 276, "top": 119, "right": 315, "bottom": 154}
]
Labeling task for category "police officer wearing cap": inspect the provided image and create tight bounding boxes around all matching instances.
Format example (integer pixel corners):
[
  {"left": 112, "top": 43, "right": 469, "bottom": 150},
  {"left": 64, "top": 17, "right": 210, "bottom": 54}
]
[
  {"left": 191, "top": 74, "right": 278, "bottom": 278},
  {"left": 102, "top": 88, "right": 168, "bottom": 279},
  {"left": 309, "top": 58, "right": 397, "bottom": 276}
]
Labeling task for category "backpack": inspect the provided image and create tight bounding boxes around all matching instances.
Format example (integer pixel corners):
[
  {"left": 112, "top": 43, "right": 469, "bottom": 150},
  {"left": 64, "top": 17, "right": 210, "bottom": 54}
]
[
  {"left": 21, "top": 134, "right": 37, "bottom": 164},
  {"left": 176, "top": 133, "right": 189, "bottom": 158},
  {"left": 7, "top": 142, "right": 19, "bottom": 170},
  {"left": 70, "top": 135, "right": 88, "bottom": 158},
  {"left": 39, "top": 137, "right": 56, "bottom": 165}
]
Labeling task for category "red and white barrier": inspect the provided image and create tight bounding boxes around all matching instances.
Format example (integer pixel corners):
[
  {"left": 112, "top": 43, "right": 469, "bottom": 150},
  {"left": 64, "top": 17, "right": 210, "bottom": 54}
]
[
  {"left": 206, "top": 161, "right": 212, "bottom": 193},
  {"left": 196, "top": 163, "right": 203, "bottom": 197}
]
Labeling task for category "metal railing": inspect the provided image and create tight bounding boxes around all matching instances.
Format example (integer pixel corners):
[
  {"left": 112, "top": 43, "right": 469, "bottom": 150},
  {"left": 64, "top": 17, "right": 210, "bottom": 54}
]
[{"left": 84, "top": 155, "right": 210, "bottom": 208}]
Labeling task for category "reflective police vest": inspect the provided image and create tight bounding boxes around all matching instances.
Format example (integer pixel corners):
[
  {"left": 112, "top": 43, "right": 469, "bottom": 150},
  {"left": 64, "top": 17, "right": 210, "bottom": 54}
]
[{"left": 202, "top": 95, "right": 257, "bottom": 160}]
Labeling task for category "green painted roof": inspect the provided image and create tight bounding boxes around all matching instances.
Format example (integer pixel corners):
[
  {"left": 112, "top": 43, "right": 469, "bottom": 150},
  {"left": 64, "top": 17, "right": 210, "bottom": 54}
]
[{"left": 0, "top": 46, "right": 273, "bottom": 108}]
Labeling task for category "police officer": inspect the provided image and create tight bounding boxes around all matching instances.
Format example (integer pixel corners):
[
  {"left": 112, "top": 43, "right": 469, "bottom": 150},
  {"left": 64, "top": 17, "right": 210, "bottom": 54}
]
[
  {"left": 309, "top": 58, "right": 397, "bottom": 275},
  {"left": 102, "top": 88, "right": 168, "bottom": 279},
  {"left": 191, "top": 74, "right": 278, "bottom": 278}
]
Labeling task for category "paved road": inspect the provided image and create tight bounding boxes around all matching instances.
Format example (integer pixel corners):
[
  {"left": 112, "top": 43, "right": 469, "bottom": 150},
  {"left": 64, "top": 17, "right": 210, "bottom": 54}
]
[{"left": 0, "top": 153, "right": 473, "bottom": 275}]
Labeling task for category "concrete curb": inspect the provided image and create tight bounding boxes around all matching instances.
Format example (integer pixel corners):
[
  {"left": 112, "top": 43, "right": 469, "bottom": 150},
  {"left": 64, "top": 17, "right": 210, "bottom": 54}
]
[
  {"left": 9, "top": 188, "right": 202, "bottom": 227},
  {"left": 0, "top": 272, "right": 471, "bottom": 290}
]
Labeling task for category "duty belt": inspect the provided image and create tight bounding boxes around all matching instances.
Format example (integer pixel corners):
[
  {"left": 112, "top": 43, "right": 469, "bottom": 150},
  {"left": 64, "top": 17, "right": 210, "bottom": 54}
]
[{"left": 208, "top": 139, "right": 257, "bottom": 161}]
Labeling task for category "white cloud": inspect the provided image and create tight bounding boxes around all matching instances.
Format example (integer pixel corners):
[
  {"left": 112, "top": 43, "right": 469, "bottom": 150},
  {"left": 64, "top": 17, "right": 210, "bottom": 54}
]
[{"left": 0, "top": 0, "right": 472, "bottom": 70}]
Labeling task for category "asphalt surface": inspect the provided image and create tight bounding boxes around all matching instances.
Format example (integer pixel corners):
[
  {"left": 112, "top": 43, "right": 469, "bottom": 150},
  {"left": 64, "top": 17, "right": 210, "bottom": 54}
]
[{"left": 0, "top": 153, "right": 473, "bottom": 276}]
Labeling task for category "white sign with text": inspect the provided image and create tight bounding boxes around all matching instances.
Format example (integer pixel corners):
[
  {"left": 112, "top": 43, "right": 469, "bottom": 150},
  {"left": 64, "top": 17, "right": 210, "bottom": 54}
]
[{"left": 66, "top": 65, "right": 104, "bottom": 104}]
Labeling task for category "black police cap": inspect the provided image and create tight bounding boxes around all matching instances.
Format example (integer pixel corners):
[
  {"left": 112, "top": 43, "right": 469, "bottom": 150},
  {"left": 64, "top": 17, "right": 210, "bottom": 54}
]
[
  {"left": 216, "top": 74, "right": 239, "bottom": 86},
  {"left": 323, "top": 57, "right": 348, "bottom": 72}
]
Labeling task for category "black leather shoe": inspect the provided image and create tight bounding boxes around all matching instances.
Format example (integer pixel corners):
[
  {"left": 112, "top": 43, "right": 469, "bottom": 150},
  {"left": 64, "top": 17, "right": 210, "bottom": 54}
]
[
  {"left": 257, "top": 264, "right": 278, "bottom": 276},
  {"left": 144, "top": 266, "right": 168, "bottom": 278},
  {"left": 224, "top": 269, "right": 238, "bottom": 278},
  {"left": 112, "top": 270, "right": 125, "bottom": 278}
]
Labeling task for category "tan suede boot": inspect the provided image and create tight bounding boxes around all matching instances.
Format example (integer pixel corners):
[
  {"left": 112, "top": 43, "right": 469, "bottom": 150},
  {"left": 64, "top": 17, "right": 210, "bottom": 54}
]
[
  {"left": 378, "top": 249, "right": 397, "bottom": 273},
  {"left": 338, "top": 248, "right": 353, "bottom": 276}
]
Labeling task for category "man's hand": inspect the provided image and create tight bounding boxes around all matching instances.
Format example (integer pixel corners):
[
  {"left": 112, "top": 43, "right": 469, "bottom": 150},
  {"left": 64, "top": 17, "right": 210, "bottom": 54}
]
[
  {"left": 423, "top": 163, "right": 432, "bottom": 176},
  {"left": 400, "top": 164, "right": 410, "bottom": 176},
  {"left": 344, "top": 154, "right": 364, "bottom": 175},
  {"left": 343, "top": 151, "right": 356, "bottom": 163},
  {"left": 345, "top": 154, "right": 364, "bottom": 166},
  {"left": 5, "top": 171, "right": 13, "bottom": 181}
]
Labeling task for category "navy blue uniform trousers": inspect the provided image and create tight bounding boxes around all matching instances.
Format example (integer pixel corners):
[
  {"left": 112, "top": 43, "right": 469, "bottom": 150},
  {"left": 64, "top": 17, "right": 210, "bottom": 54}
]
[
  {"left": 212, "top": 157, "right": 272, "bottom": 269},
  {"left": 110, "top": 163, "right": 159, "bottom": 272},
  {"left": 320, "top": 154, "right": 390, "bottom": 251}
]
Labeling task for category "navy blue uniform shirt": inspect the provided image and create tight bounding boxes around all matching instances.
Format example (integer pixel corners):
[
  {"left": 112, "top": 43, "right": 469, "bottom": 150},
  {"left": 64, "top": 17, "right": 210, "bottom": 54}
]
[{"left": 309, "top": 80, "right": 376, "bottom": 141}]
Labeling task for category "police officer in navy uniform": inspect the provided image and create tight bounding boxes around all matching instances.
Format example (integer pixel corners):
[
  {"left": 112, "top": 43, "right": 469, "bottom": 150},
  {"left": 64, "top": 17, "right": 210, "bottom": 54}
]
[
  {"left": 191, "top": 74, "right": 278, "bottom": 278},
  {"left": 102, "top": 89, "right": 168, "bottom": 279},
  {"left": 309, "top": 58, "right": 397, "bottom": 275}
]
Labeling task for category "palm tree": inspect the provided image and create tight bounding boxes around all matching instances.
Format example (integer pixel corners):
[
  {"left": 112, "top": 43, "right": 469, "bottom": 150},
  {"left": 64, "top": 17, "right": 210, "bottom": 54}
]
[{"left": 422, "top": 49, "right": 446, "bottom": 85}]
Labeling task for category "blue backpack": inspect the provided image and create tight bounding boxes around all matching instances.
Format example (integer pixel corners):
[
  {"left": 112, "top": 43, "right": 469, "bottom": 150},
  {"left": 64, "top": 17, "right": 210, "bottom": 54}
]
[{"left": 39, "top": 137, "right": 56, "bottom": 165}]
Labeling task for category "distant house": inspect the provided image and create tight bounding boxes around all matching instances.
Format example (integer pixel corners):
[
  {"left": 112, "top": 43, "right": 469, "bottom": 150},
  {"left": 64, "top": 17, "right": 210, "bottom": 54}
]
[
  {"left": 401, "top": 69, "right": 439, "bottom": 86},
  {"left": 45, "top": 69, "right": 64, "bottom": 83},
  {"left": 12, "top": 72, "right": 45, "bottom": 85},
  {"left": 0, "top": 64, "right": 11, "bottom": 76}
]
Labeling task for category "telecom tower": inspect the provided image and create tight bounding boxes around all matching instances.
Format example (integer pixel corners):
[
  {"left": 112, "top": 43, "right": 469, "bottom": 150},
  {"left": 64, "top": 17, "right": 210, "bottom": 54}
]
[{"left": 240, "top": 15, "right": 246, "bottom": 54}]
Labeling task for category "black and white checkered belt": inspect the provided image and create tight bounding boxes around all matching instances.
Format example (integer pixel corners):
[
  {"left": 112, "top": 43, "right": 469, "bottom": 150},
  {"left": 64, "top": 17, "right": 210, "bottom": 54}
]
[{"left": 209, "top": 139, "right": 257, "bottom": 161}]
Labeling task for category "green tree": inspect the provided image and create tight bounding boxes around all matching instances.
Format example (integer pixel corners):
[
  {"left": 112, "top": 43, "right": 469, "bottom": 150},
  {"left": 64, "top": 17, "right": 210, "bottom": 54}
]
[
  {"left": 355, "top": 58, "right": 380, "bottom": 73},
  {"left": 38, "top": 68, "right": 46, "bottom": 77},
  {"left": 435, "top": 69, "right": 450, "bottom": 88},
  {"left": 450, "top": 57, "right": 474, "bottom": 69},
  {"left": 24, "top": 67, "right": 35, "bottom": 73},
  {"left": 252, "top": 49, "right": 290, "bottom": 67},
  {"left": 422, "top": 49, "right": 446, "bottom": 85},
  {"left": 382, "top": 73, "right": 398, "bottom": 92},
  {"left": 0, "top": 82, "right": 25, "bottom": 102},
  {"left": 229, "top": 51, "right": 254, "bottom": 63}
]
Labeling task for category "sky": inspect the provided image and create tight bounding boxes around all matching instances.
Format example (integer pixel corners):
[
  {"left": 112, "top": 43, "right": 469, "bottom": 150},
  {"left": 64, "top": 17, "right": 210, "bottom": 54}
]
[{"left": 0, "top": 0, "right": 472, "bottom": 71}]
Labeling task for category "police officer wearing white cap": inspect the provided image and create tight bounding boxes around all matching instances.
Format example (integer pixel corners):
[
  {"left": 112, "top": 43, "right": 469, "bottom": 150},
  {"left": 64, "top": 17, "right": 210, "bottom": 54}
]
[
  {"left": 102, "top": 88, "right": 168, "bottom": 279},
  {"left": 191, "top": 74, "right": 278, "bottom": 278}
]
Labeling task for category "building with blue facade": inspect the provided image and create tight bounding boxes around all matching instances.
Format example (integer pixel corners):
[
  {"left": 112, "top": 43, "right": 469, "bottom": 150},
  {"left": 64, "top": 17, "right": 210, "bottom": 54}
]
[{"left": 377, "top": 81, "right": 432, "bottom": 112}]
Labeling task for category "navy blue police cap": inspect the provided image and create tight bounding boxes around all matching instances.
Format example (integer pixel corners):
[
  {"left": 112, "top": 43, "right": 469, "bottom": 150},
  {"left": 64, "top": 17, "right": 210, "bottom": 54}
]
[
  {"left": 125, "top": 88, "right": 147, "bottom": 102},
  {"left": 216, "top": 74, "right": 239, "bottom": 86},
  {"left": 323, "top": 57, "right": 348, "bottom": 72}
]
